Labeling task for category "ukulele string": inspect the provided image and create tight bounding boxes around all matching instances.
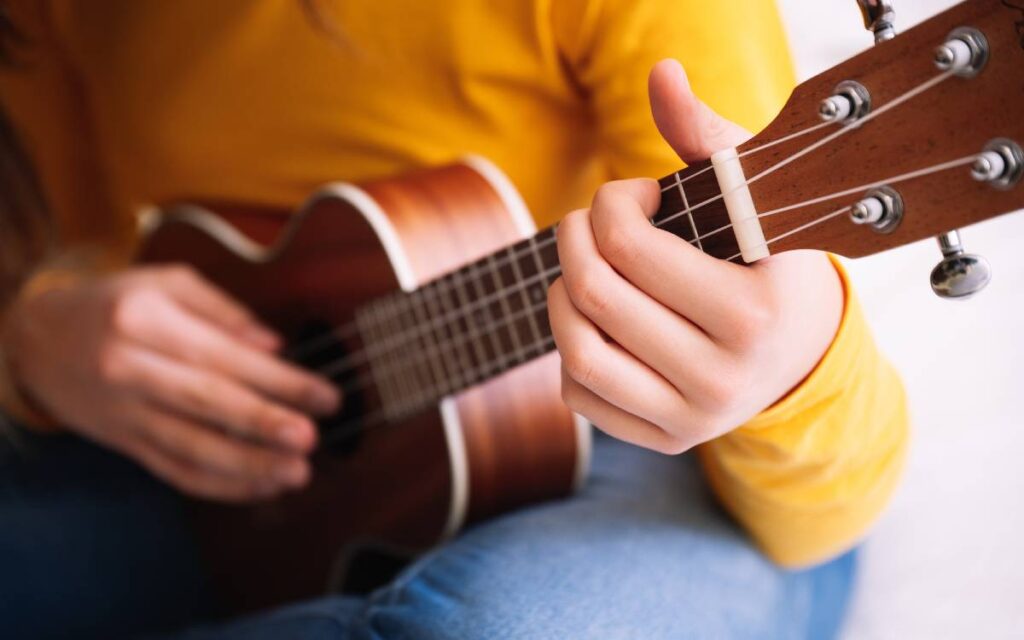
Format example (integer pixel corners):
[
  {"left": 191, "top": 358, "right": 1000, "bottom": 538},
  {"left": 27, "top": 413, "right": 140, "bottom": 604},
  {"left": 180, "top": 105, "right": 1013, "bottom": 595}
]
[
  {"left": 656, "top": 68, "right": 957, "bottom": 230},
  {"left": 314, "top": 150, "right": 982, "bottom": 415},
  {"left": 286, "top": 117, "right": 846, "bottom": 360},
  {"left": 286, "top": 68, "right": 958, "bottom": 368},
  {"left": 664, "top": 119, "right": 837, "bottom": 191},
  {"left": 291, "top": 119, "right": 843, "bottom": 360},
  {"left": 363, "top": 68, "right": 957, "bottom": 366},
  {"left": 665, "top": 153, "right": 981, "bottom": 248}
]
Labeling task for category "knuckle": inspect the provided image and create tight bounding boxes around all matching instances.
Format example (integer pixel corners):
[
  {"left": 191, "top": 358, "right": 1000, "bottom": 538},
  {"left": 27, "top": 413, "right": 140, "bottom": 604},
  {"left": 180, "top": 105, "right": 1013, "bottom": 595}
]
[
  {"left": 247, "top": 401, "right": 284, "bottom": 436},
  {"left": 705, "top": 113, "right": 731, "bottom": 142},
  {"left": 591, "top": 180, "right": 624, "bottom": 211},
  {"left": 561, "top": 349, "right": 600, "bottom": 390},
  {"left": 597, "top": 224, "right": 639, "bottom": 268},
  {"left": 566, "top": 271, "right": 610, "bottom": 318},
  {"left": 106, "top": 289, "right": 151, "bottom": 337},
  {"left": 180, "top": 375, "right": 222, "bottom": 417},
  {"left": 699, "top": 373, "right": 739, "bottom": 411}
]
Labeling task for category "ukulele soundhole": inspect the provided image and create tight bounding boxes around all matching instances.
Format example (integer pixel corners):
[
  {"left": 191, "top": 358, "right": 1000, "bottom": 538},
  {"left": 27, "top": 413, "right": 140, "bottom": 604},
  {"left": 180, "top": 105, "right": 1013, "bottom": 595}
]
[{"left": 287, "top": 321, "right": 366, "bottom": 455}]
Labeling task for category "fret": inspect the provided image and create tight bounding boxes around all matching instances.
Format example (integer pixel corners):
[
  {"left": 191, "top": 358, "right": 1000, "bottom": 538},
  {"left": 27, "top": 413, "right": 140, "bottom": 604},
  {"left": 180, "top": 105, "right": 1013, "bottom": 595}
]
[
  {"left": 359, "top": 300, "right": 405, "bottom": 418},
  {"left": 536, "top": 230, "right": 560, "bottom": 274},
  {"left": 486, "top": 253, "right": 528, "bottom": 365},
  {"left": 676, "top": 174, "right": 702, "bottom": 252},
  {"left": 403, "top": 290, "right": 451, "bottom": 407},
  {"left": 528, "top": 231, "right": 559, "bottom": 354},
  {"left": 434, "top": 273, "right": 477, "bottom": 387},
  {"left": 390, "top": 295, "right": 434, "bottom": 417},
  {"left": 655, "top": 162, "right": 739, "bottom": 261},
  {"left": 450, "top": 266, "right": 492, "bottom": 384},
  {"left": 466, "top": 260, "right": 509, "bottom": 377},
  {"left": 517, "top": 236, "right": 550, "bottom": 312},
  {"left": 411, "top": 284, "right": 461, "bottom": 394},
  {"left": 507, "top": 244, "right": 546, "bottom": 357}
]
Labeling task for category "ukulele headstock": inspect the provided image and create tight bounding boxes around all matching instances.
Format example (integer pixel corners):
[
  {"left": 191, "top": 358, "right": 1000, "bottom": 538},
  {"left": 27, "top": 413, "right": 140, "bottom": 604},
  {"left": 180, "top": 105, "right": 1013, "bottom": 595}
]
[{"left": 737, "top": 0, "right": 1023, "bottom": 294}]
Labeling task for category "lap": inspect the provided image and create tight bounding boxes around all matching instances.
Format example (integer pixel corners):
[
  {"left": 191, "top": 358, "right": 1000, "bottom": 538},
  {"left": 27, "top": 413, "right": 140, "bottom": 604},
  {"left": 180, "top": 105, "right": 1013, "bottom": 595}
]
[
  {"left": 182, "top": 432, "right": 856, "bottom": 640},
  {"left": 0, "top": 425, "right": 209, "bottom": 639}
]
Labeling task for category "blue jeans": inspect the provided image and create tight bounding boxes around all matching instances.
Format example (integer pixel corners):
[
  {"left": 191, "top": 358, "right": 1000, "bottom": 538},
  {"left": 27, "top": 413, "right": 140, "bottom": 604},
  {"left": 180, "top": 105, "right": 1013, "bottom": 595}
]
[{"left": 0, "top": 424, "right": 856, "bottom": 640}]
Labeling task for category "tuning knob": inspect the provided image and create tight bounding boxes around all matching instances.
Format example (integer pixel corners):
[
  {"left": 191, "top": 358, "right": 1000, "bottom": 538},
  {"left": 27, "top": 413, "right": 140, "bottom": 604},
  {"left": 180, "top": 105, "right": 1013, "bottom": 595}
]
[
  {"left": 856, "top": 0, "right": 897, "bottom": 42},
  {"left": 930, "top": 230, "right": 991, "bottom": 299}
]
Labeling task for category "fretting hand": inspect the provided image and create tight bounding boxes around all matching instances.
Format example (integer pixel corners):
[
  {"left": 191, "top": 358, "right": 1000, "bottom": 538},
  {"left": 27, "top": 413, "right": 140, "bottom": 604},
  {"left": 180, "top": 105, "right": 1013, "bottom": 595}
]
[
  {"left": 2, "top": 265, "right": 341, "bottom": 501},
  {"left": 548, "top": 59, "right": 844, "bottom": 454}
]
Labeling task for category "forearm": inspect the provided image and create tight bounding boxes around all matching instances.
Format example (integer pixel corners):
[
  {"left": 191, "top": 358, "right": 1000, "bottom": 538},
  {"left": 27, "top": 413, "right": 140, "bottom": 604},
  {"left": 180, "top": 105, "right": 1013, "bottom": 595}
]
[{"left": 697, "top": 257, "right": 909, "bottom": 568}]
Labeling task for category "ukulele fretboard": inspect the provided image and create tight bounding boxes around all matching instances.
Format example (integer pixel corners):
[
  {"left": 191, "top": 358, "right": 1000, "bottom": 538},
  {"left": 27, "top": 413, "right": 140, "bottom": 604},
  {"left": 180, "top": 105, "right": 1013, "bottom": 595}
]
[{"left": 353, "top": 160, "right": 736, "bottom": 421}]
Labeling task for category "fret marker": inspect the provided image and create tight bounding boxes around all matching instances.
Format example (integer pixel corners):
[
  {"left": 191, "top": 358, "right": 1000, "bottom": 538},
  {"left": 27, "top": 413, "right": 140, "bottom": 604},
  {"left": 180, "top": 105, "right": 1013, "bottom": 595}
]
[{"left": 711, "top": 147, "right": 769, "bottom": 263}]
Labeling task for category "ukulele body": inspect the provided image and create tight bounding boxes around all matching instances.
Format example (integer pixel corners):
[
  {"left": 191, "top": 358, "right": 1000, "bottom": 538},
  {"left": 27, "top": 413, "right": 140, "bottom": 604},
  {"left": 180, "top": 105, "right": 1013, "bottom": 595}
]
[{"left": 138, "top": 158, "right": 590, "bottom": 614}]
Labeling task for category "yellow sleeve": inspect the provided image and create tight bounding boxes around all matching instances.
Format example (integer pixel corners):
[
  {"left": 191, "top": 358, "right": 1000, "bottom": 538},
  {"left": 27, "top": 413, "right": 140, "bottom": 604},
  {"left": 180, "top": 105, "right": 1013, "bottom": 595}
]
[
  {"left": 554, "top": 1, "right": 910, "bottom": 567},
  {"left": 698, "top": 259, "right": 908, "bottom": 567}
]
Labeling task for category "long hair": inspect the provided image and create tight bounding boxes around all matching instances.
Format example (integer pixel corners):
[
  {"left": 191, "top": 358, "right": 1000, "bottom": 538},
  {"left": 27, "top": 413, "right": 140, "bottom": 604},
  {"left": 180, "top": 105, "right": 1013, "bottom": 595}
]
[
  {"left": 0, "top": 109, "right": 51, "bottom": 311},
  {"left": 0, "top": 2, "right": 53, "bottom": 312}
]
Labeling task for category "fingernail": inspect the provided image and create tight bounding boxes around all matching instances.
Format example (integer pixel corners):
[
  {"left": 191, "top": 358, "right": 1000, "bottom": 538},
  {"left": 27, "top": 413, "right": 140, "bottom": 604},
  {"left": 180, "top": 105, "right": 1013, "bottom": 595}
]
[
  {"left": 308, "top": 384, "right": 341, "bottom": 416},
  {"left": 275, "top": 460, "right": 310, "bottom": 488},
  {"left": 276, "top": 419, "right": 316, "bottom": 451}
]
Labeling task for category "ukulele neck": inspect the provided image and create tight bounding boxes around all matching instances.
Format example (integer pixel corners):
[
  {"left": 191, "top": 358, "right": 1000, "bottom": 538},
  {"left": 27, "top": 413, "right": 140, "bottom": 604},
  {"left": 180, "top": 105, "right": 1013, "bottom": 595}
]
[{"left": 352, "top": 162, "right": 732, "bottom": 421}]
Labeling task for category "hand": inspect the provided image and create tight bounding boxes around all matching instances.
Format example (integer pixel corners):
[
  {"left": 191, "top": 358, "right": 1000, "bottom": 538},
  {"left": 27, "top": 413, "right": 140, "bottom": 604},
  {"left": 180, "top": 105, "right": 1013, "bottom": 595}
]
[
  {"left": 548, "top": 59, "right": 843, "bottom": 454},
  {"left": 2, "top": 265, "right": 341, "bottom": 501}
]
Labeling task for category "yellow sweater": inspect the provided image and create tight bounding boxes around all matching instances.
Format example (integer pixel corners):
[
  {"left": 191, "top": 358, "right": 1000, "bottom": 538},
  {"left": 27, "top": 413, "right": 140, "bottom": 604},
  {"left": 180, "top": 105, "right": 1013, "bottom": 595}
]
[{"left": 0, "top": 0, "right": 907, "bottom": 567}]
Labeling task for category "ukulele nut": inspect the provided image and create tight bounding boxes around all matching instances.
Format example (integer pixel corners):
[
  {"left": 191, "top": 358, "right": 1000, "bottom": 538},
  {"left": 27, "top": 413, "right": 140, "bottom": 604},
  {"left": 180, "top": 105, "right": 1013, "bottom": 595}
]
[
  {"left": 819, "top": 81, "right": 871, "bottom": 124},
  {"left": 972, "top": 139, "right": 1024, "bottom": 190},
  {"left": 934, "top": 27, "right": 989, "bottom": 78},
  {"left": 850, "top": 186, "right": 903, "bottom": 234}
]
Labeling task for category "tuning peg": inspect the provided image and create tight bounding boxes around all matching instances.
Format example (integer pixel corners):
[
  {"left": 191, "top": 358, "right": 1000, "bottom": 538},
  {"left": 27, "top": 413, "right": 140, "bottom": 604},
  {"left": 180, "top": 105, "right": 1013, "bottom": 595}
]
[
  {"left": 819, "top": 81, "right": 872, "bottom": 124},
  {"left": 930, "top": 230, "right": 991, "bottom": 299},
  {"left": 856, "top": 0, "right": 897, "bottom": 43},
  {"left": 971, "top": 139, "right": 1023, "bottom": 190},
  {"left": 933, "top": 27, "right": 989, "bottom": 77}
]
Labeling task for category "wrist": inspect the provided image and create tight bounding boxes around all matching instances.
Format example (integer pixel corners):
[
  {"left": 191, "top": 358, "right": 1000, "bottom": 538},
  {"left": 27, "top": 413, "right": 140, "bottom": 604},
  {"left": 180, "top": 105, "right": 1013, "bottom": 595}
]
[{"left": 0, "top": 268, "right": 87, "bottom": 432}]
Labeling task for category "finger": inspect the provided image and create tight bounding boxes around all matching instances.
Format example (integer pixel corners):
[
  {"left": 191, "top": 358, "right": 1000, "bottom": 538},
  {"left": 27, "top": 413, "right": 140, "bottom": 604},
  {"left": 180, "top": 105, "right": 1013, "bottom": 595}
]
[
  {"left": 555, "top": 207, "right": 720, "bottom": 390},
  {"left": 560, "top": 368, "right": 690, "bottom": 455},
  {"left": 123, "top": 435, "right": 283, "bottom": 503},
  {"left": 548, "top": 278, "right": 691, "bottom": 430},
  {"left": 157, "top": 265, "right": 280, "bottom": 351},
  {"left": 648, "top": 59, "right": 751, "bottom": 163},
  {"left": 588, "top": 178, "right": 760, "bottom": 340},
  {"left": 131, "top": 294, "right": 341, "bottom": 416},
  {"left": 120, "top": 344, "right": 317, "bottom": 452},
  {"left": 129, "top": 402, "right": 311, "bottom": 489}
]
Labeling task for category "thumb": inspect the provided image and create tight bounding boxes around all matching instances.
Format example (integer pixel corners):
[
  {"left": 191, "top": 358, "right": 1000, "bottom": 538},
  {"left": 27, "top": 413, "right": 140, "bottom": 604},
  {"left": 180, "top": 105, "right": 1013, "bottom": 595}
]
[{"left": 648, "top": 59, "right": 751, "bottom": 164}]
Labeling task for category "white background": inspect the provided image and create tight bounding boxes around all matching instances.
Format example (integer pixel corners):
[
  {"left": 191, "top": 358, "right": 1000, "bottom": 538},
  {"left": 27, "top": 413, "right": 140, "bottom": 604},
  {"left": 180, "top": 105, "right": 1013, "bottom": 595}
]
[{"left": 775, "top": 1, "right": 1024, "bottom": 638}]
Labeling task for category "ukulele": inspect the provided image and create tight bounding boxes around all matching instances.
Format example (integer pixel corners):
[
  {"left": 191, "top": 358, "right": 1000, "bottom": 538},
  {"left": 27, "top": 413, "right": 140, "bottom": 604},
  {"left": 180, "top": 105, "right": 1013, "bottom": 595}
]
[{"left": 139, "top": 0, "right": 1024, "bottom": 614}]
